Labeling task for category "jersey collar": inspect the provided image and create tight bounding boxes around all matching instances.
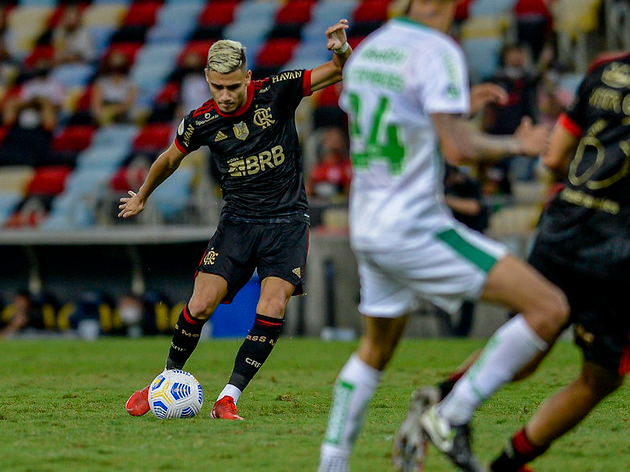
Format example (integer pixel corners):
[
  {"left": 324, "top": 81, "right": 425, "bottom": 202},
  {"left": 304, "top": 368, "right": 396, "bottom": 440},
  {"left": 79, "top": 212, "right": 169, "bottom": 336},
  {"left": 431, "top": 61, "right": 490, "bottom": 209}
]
[{"left": 215, "top": 81, "right": 255, "bottom": 118}]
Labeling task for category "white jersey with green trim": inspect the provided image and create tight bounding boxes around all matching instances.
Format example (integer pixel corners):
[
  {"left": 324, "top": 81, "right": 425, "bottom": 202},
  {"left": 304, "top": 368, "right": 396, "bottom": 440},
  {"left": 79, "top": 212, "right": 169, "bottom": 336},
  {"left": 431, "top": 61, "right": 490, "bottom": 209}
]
[{"left": 340, "top": 18, "right": 470, "bottom": 251}]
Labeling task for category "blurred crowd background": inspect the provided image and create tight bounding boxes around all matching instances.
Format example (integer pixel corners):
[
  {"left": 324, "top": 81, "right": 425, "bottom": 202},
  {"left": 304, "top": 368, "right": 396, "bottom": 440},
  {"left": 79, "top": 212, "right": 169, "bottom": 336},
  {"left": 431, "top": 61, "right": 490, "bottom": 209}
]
[{"left": 0, "top": 0, "right": 626, "bottom": 340}]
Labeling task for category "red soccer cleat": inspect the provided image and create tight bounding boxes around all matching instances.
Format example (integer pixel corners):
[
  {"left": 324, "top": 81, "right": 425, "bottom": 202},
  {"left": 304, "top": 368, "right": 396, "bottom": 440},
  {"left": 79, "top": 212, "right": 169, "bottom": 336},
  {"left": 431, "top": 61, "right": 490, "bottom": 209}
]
[
  {"left": 125, "top": 385, "right": 150, "bottom": 416},
  {"left": 518, "top": 467, "right": 536, "bottom": 472},
  {"left": 211, "top": 396, "right": 243, "bottom": 420}
]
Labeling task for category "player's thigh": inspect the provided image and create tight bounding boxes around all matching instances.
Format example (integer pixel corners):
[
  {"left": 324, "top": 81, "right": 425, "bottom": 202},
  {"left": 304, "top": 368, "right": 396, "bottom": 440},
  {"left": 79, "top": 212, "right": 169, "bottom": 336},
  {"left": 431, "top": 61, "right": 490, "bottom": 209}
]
[
  {"left": 189, "top": 272, "right": 229, "bottom": 317},
  {"left": 257, "top": 276, "right": 296, "bottom": 318},
  {"left": 257, "top": 221, "right": 308, "bottom": 294},
  {"left": 481, "top": 254, "right": 568, "bottom": 323},
  {"left": 355, "top": 249, "right": 417, "bottom": 318},
  {"left": 198, "top": 219, "right": 259, "bottom": 303}
]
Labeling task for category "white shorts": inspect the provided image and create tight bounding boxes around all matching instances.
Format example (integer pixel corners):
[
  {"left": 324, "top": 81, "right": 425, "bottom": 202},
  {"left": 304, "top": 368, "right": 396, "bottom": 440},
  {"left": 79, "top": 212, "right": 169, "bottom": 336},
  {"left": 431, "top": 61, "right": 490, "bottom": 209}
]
[{"left": 355, "top": 222, "right": 508, "bottom": 317}]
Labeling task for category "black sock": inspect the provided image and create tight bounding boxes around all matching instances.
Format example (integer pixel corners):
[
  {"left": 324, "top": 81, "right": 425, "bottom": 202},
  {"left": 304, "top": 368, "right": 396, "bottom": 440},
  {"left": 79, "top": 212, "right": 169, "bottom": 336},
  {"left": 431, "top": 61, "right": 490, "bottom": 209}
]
[
  {"left": 228, "top": 314, "right": 284, "bottom": 391},
  {"left": 166, "top": 305, "right": 207, "bottom": 369},
  {"left": 490, "top": 428, "right": 549, "bottom": 472}
]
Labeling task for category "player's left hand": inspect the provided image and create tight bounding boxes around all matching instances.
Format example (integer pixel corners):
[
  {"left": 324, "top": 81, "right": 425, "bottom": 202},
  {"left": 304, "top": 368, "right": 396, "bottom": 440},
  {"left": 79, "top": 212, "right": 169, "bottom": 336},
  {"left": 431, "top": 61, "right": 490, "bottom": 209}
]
[{"left": 326, "top": 19, "right": 349, "bottom": 51}]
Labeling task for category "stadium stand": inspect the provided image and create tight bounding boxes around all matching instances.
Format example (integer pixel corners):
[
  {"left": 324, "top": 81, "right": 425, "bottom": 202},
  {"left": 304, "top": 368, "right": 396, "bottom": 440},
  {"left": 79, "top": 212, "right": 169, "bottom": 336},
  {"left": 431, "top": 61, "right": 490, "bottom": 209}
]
[{"left": 0, "top": 0, "right": 613, "bottom": 337}]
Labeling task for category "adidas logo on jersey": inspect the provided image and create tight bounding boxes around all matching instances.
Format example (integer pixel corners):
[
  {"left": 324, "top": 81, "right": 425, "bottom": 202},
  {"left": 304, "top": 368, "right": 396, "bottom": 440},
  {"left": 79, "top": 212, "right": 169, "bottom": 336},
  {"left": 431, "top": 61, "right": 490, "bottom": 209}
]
[
  {"left": 292, "top": 267, "right": 301, "bottom": 278},
  {"left": 215, "top": 131, "right": 228, "bottom": 142}
]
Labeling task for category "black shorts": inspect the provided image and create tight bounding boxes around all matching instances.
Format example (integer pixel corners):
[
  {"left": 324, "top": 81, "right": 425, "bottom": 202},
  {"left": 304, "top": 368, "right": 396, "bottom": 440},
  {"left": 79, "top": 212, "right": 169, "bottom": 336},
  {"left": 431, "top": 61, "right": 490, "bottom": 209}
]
[
  {"left": 528, "top": 250, "right": 630, "bottom": 376},
  {"left": 196, "top": 219, "right": 309, "bottom": 303}
]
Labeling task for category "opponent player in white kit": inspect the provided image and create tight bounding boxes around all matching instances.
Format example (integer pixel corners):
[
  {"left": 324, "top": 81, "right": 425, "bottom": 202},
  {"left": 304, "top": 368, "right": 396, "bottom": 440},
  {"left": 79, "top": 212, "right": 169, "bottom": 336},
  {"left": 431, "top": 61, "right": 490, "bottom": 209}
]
[{"left": 317, "top": 1, "right": 570, "bottom": 471}]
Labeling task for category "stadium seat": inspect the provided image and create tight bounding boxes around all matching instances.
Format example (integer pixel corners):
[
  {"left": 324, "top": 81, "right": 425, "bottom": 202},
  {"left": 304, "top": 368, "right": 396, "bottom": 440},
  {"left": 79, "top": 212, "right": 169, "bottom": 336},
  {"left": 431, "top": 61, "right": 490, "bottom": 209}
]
[
  {"left": 154, "top": 81, "right": 180, "bottom": 106},
  {"left": 26, "top": 166, "right": 72, "bottom": 195},
  {"left": 50, "top": 63, "right": 95, "bottom": 89},
  {"left": 101, "top": 41, "right": 143, "bottom": 65},
  {"left": 109, "top": 24, "right": 148, "bottom": 44},
  {"left": 352, "top": 0, "right": 391, "bottom": 23},
  {"left": 52, "top": 125, "right": 97, "bottom": 154},
  {"left": 256, "top": 38, "right": 299, "bottom": 68},
  {"left": 83, "top": 3, "right": 128, "bottom": 28},
  {"left": 23, "top": 44, "right": 54, "bottom": 68},
  {"left": 0, "top": 166, "right": 35, "bottom": 194},
  {"left": 6, "top": 6, "right": 53, "bottom": 59},
  {"left": 146, "top": 2, "right": 203, "bottom": 44},
  {"left": 132, "top": 123, "right": 173, "bottom": 153},
  {"left": 461, "top": 36, "right": 502, "bottom": 82},
  {"left": 122, "top": 0, "right": 161, "bottom": 27},
  {"left": 275, "top": 0, "right": 315, "bottom": 25},
  {"left": 198, "top": 0, "right": 240, "bottom": 27},
  {"left": 0, "top": 193, "right": 22, "bottom": 227},
  {"left": 151, "top": 167, "right": 194, "bottom": 220},
  {"left": 178, "top": 40, "right": 215, "bottom": 66},
  {"left": 470, "top": 0, "right": 518, "bottom": 16}
]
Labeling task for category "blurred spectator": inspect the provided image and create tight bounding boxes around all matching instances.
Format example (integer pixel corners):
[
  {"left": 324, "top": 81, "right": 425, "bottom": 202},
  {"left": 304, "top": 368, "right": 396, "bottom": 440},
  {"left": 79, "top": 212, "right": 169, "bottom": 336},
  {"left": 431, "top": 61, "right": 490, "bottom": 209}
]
[
  {"left": 0, "top": 61, "right": 61, "bottom": 166},
  {"left": 514, "top": 0, "right": 554, "bottom": 60},
  {"left": 0, "top": 290, "right": 47, "bottom": 339},
  {"left": 483, "top": 43, "right": 540, "bottom": 135},
  {"left": 90, "top": 52, "right": 137, "bottom": 126},
  {"left": 116, "top": 293, "right": 145, "bottom": 338},
  {"left": 20, "top": 57, "right": 66, "bottom": 109},
  {"left": 444, "top": 164, "right": 488, "bottom": 234},
  {"left": 176, "top": 50, "right": 210, "bottom": 121},
  {"left": 52, "top": 4, "right": 96, "bottom": 65},
  {"left": 443, "top": 164, "right": 488, "bottom": 337},
  {"left": 306, "top": 127, "right": 352, "bottom": 202}
]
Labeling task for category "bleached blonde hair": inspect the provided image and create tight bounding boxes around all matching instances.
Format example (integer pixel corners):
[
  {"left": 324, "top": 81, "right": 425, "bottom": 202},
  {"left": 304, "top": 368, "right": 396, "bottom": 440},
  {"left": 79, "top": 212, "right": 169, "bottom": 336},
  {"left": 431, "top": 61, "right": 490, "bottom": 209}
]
[{"left": 206, "top": 40, "right": 247, "bottom": 74}]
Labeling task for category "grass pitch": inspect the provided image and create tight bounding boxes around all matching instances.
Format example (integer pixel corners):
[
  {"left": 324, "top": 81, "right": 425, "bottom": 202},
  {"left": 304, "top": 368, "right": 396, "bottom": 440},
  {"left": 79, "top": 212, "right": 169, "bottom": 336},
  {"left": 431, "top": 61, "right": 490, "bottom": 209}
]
[{"left": 1, "top": 337, "right": 629, "bottom": 471}]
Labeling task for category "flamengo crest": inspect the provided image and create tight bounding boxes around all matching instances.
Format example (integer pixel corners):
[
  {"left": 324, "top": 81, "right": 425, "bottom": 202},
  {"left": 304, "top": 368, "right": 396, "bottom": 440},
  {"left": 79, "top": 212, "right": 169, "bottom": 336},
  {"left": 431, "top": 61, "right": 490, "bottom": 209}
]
[{"left": 253, "top": 107, "right": 275, "bottom": 129}]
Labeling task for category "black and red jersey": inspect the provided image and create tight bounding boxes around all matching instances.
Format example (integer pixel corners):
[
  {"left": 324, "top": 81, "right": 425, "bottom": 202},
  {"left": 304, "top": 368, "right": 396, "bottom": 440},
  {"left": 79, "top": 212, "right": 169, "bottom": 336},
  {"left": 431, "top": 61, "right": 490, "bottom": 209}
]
[
  {"left": 175, "top": 69, "right": 312, "bottom": 223},
  {"left": 533, "top": 52, "right": 630, "bottom": 279}
]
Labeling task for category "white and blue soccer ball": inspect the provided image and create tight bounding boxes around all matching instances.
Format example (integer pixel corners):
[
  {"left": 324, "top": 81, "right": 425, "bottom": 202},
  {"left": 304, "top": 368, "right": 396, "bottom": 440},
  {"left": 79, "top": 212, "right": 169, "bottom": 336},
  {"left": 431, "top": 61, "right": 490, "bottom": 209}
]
[{"left": 148, "top": 369, "right": 204, "bottom": 419}]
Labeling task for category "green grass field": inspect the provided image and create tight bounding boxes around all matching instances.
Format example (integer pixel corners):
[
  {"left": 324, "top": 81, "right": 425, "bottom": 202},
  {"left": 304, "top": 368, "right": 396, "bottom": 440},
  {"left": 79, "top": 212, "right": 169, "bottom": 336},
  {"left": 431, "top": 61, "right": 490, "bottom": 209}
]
[{"left": 1, "top": 337, "right": 628, "bottom": 472}]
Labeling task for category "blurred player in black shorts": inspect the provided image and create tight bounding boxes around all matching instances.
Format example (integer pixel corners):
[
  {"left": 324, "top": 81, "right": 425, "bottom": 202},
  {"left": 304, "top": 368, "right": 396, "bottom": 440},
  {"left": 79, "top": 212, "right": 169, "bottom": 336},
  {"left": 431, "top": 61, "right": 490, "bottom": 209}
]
[
  {"left": 120, "top": 19, "right": 353, "bottom": 420},
  {"left": 489, "top": 51, "right": 630, "bottom": 471}
]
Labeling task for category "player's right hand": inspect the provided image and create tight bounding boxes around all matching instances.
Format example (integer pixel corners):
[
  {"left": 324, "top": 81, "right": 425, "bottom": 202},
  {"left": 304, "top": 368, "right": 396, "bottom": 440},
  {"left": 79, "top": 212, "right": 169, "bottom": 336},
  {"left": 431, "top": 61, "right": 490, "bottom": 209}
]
[
  {"left": 515, "top": 117, "right": 551, "bottom": 157},
  {"left": 118, "top": 190, "right": 145, "bottom": 218}
]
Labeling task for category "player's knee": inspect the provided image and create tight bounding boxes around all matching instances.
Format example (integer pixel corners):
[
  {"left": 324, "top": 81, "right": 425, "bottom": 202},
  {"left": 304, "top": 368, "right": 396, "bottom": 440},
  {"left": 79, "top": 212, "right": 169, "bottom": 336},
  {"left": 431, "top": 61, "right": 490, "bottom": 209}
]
[
  {"left": 256, "top": 296, "right": 287, "bottom": 318},
  {"left": 187, "top": 294, "right": 221, "bottom": 319},
  {"left": 544, "top": 287, "right": 570, "bottom": 327}
]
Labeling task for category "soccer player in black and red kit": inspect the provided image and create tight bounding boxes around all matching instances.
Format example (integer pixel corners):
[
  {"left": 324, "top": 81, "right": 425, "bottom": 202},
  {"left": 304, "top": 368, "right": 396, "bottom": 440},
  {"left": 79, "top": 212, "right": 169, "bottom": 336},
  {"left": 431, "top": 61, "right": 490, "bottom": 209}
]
[
  {"left": 488, "top": 51, "right": 630, "bottom": 470},
  {"left": 120, "top": 19, "right": 352, "bottom": 420}
]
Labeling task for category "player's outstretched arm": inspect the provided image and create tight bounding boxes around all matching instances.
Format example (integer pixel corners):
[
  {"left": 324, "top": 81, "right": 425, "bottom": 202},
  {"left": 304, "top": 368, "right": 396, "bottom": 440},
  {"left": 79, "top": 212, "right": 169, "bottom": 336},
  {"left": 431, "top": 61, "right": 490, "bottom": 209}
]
[
  {"left": 432, "top": 113, "right": 551, "bottom": 165},
  {"left": 310, "top": 19, "right": 352, "bottom": 93},
  {"left": 118, "top": 141, "right": 188, "bottom": 218}
]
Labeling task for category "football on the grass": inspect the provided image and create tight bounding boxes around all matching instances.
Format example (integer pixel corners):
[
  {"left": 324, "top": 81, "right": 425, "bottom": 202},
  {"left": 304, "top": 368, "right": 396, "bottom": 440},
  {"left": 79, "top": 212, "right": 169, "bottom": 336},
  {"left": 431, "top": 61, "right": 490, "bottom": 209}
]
[{"left": 148, "top": 369, "right": 204, "bottom": 419}]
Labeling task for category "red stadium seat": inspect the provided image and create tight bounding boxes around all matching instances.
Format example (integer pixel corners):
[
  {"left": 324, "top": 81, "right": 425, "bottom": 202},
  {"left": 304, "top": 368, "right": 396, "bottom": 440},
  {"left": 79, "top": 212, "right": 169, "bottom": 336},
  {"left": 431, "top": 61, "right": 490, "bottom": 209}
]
[
  {"left": 455, "top": 0, "right": 474, "bottom": 22},
  {"left": 198, "top": 0, "right": 240, "bottom": 26},
  {"left": 255, "top": 38, "right": 299, "bottom": 67},
  {"left": 155, "top": 81, "right": 180, "bottom": 106},
  {"left": 75, "top": 85, "right": 93, "bottom": 112},
  {"left": 348, "top": 36, "right": 367, "bottom": 50},
  {"left": 122, "top": 0, "right": 162, "bottom": 27},
  {"left": 178, "top": 40, "right": 215, "bottom": 65},
  {"left": 24, "top": 45, "right": 55, "bottom": 69},
  {"left": 101, "top": 42, "right": 143, "bottom": 65},
  {"left": 133, "top": 123, "right": 173, "bottom": 153},
  {"left": 52, "top": 125, "right": 97, "bottom": 153},
  {"left": 275, "top": 0, "right": 315, "bottom": 25},
  {"left": 26, "top": 166, "right": 73, "bottom": 195},
  {"left": 353, "top": 0, "right": 391, "bottom": 23}
]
